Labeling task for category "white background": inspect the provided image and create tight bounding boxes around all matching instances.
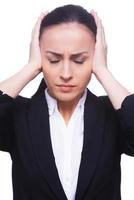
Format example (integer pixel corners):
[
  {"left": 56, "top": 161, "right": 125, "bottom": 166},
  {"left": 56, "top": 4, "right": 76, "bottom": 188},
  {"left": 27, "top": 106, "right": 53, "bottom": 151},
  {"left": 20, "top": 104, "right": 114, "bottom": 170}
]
[{"left": 0, "top": 0, "right": 134, "bottom": 199}]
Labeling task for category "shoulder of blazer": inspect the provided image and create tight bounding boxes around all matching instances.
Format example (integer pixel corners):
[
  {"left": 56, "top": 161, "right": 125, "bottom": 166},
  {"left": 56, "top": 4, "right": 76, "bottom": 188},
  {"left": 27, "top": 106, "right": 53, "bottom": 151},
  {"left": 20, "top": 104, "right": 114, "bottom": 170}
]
[
  {"left": 85, "top": 89, "right": 116, "bottom": 121},
  {"left": 86, "top": 89, "right": 114, "bottom": 111},
  {"left": 97, "top": 94, "right": 119, "bottom": 123},
  {"left": 6, "top": 95, "right": 31, "bottom": 115},
  {"left": 0, "top": 89, "right": 30, "bottom": 109},
  {"left": 3, "top": 78, "right": 47, "bottom": 114}
]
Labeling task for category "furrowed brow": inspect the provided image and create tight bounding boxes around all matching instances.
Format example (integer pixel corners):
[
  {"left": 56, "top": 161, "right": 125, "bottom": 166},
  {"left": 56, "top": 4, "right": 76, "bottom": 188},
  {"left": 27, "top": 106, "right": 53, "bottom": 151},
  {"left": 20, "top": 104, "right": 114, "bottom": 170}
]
[
  {"left": 71, "top": 51, "right": 89, "bottom": 58},
  {"left": 45, "top": 51, "right": 62, "bottom": 57},
  {"left": 45, "top": 50, "right": 89, "bottom": 58}
]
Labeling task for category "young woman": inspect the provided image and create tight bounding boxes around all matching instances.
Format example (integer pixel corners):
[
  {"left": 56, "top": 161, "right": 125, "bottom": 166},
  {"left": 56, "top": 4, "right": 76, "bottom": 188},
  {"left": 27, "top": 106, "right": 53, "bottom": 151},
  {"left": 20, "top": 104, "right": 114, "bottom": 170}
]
[{"left": 0, "top": 4, "right": 134, "bottom": 200}]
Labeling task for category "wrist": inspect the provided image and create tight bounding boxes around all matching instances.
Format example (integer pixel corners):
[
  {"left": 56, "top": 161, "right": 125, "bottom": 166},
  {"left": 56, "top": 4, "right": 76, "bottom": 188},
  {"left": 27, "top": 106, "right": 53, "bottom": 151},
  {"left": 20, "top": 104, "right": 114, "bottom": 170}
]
[
  {"left": 22, "top": 63, "right": 41, "bottom": 81},
  {"left": 93, "top": 67, "right": 109, "bottom": 80}
]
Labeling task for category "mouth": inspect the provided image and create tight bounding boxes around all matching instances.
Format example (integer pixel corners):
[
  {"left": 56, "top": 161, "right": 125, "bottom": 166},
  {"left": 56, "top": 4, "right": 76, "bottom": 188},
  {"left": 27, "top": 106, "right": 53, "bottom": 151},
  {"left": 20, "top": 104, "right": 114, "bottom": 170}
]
[
  {"left": 58, "top": 84, "right": 75, "bottom": 87},
  {"left": 56, "top": 83, "right": 76, "bottom": 87},
  {"left": 56, "top": 84, "right": 76, "bottom": 92}
]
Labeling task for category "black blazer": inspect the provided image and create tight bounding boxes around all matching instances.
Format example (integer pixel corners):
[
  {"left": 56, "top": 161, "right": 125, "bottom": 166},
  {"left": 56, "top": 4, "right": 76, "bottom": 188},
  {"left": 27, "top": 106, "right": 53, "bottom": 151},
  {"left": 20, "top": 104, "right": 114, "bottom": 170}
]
[{"left": 0, "top": 79, "right": 134, "bottom": 200}]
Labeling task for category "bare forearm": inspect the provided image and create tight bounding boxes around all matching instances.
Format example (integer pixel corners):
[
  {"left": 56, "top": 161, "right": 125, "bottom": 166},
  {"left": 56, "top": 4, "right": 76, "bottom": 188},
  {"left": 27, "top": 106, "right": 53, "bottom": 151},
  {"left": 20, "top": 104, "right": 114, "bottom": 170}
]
[
  {"left": 94, "top": 68, "right": 131, "bottom": 109},
  {"left": 0, "top": 64, "right": 40, "bottom": 98}
]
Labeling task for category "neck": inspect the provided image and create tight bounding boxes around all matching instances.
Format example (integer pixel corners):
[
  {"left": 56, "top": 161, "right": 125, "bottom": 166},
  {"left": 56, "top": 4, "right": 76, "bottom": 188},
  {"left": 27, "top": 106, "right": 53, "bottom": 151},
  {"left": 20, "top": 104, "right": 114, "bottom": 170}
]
[
  {"left": 57, "top": 92, "right": 85, "bottom": 125},
  {"left": 57, "top": 100, "right": 77, "bottom": 125},
  {"left": 46, "top": 89, "right": 86, "bottom": 125}
]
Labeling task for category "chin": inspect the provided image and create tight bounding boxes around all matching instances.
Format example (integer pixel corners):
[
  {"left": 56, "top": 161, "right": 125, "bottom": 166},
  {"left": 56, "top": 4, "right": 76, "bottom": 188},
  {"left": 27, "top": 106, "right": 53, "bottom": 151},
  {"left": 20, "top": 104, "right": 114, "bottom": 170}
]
[{"left": 53, "top": 92, "right": 81, "bottom": 103}]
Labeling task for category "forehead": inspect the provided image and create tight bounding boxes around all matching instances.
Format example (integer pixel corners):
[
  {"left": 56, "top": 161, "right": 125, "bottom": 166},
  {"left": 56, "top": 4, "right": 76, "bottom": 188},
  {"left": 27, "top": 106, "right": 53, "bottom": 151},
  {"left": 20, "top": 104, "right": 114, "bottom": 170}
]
[{"left": 40, "top": 22, "right": 95, "bottom": 52}]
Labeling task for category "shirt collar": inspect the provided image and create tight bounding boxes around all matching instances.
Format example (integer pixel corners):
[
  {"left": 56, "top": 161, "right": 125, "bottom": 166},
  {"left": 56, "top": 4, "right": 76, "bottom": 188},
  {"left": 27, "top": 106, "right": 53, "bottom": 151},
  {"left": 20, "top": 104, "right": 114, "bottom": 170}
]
[{"left": 44, "top": 88, "right": 87, "bottom": 116}]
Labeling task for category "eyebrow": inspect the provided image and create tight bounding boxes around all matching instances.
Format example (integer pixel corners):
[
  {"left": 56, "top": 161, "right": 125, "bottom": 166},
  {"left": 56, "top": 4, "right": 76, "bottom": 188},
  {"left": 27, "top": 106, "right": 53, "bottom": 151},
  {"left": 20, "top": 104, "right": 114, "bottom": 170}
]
[{"left": 45, "top": 50, "right": 89, "bottom": 57}]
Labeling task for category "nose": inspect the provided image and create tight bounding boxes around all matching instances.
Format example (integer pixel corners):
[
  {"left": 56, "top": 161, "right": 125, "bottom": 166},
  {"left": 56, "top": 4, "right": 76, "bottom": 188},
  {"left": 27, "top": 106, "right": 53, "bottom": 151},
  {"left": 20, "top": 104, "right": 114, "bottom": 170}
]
[{"left": 60, "top": 61, "right": 73, "bottom": 81}]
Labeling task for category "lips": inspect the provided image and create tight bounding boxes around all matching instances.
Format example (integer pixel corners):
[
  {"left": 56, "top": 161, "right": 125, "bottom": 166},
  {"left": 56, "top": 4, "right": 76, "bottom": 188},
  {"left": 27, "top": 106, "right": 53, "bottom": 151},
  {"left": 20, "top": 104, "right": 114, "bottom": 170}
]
[
  {"left": 57, "top": 84, "right": 75, "bottom": 87},
  {"left": 56, "top": 84, "right": 76, "bottom": 92},
  {"left": 58, "top": 85, "right": 75, "bottom": 87}
]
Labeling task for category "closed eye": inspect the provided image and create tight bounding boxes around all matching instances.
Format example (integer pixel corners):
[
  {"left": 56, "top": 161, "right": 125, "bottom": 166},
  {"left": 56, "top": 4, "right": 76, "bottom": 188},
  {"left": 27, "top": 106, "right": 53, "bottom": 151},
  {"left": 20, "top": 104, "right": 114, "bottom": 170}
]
[
  {"left": 49, "top": 60, "right": 85, "bottom": 64},
  {"left": 49, "top": 60, "right": 60, "bottom": 63},
  {"left": 74, "top": 60, "right": 84, "bottom": 64}
]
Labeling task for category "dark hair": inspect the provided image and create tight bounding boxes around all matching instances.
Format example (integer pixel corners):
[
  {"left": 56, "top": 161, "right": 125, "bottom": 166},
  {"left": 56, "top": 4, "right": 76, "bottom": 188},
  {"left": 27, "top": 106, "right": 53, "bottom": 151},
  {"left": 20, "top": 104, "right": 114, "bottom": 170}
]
[{"left": 39, "top": 4, "right": 97, "bottom": 40}]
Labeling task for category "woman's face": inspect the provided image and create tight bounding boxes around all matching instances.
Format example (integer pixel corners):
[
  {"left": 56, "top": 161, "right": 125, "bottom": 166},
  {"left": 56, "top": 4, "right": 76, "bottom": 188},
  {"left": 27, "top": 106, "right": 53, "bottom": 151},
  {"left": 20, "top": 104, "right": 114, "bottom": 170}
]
[{"left": 40, "top": 22, "right": 95, "bottom": 104}]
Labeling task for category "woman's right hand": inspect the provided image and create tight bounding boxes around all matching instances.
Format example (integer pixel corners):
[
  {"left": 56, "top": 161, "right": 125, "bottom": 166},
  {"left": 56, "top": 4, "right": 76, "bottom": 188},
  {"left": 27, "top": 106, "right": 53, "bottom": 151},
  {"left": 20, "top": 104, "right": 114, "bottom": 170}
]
[{"left": 28, "top": 12, "right": 48, "bottom": 77}]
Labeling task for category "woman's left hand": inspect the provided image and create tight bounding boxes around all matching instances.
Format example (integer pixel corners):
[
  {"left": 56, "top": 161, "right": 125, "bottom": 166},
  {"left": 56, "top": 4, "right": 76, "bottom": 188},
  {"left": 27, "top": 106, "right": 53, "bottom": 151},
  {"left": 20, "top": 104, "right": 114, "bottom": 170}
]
[{"left": 91, "top": 10, "right": 108, "bottom": 76}]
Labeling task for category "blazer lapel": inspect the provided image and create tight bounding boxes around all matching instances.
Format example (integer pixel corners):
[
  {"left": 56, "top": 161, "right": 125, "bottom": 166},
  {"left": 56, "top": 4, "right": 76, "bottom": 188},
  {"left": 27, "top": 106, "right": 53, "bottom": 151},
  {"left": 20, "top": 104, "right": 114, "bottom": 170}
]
[
  {"left": 75, "top": 89, "right": 106, "bottom": 200},
  {"left": 28, "top": 91, "right": 67, "bottom": 200},
  {"left": 28, "top": 78, "right": 106, "bottom": 200}
]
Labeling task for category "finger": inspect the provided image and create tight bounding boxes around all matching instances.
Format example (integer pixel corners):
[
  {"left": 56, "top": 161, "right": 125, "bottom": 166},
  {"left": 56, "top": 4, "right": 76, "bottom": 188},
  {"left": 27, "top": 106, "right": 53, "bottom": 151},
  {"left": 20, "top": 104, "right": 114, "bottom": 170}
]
[
  {"left": 34, "top": 12, "right": 48, "bottom": 31},
  {"left": 38, "top": 11, "right": 49, "bottom": 23},
  {"left": 33, "top": 12, "right": 47, "bottom": 31},
  {"left": 90, "top": 10, "right": 99, "bottom": 26},
  {"left": 99, "top": 20, "right": 107, "bottom": 50},
  {"left": 96, "top": 18, "right": 102, "bottom": 44},
  {"left": 91, "top": 11, "right": 108, "bottom": 56},
  {"left": 92, "top": 12, "right": 106, "bottom": 46},
  {"left": 31, "top": 12, "right": 48, "bottom": 40}
]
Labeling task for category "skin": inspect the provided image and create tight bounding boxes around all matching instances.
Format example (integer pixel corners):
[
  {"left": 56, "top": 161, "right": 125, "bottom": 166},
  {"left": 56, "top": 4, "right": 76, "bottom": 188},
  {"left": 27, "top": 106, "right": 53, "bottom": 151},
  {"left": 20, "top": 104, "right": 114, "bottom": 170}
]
[
  {"left": 39, "top": 22, "right": 96, "bottom": 123},
  {"left": 0, "top": 10, "right": 131, "bottom": 125}
]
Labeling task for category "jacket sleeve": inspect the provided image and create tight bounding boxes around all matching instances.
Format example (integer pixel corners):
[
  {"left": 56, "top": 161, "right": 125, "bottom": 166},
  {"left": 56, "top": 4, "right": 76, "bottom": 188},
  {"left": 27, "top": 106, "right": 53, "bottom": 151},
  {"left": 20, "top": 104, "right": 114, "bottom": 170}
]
[
  {"left": 0, "top": 90, "right": 15, "bottom": 153},
  {"left": 115, "top": 94, "right": 134, "bottom": 156}
]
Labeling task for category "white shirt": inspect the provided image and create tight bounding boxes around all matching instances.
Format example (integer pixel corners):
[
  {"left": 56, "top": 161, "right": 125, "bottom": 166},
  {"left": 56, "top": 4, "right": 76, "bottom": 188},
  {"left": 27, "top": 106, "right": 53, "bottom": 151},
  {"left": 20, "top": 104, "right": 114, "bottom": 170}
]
[{"left": 45, "top": 88, "right": 87, "bottom": 200}]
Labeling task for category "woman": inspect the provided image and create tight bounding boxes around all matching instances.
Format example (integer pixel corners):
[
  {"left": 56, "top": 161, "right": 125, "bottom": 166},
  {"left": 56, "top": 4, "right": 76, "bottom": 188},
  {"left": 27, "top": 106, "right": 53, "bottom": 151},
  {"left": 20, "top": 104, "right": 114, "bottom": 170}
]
[{"left": 0, "top": 4, "right": 134, "bottom": 200}]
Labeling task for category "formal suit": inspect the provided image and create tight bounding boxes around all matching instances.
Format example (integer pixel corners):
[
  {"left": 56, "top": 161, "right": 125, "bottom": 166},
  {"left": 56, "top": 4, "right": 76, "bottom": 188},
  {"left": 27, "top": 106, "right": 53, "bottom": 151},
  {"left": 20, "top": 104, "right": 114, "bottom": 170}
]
[{"left": 0, "top": 78, "right": 134, "bottom": 200}]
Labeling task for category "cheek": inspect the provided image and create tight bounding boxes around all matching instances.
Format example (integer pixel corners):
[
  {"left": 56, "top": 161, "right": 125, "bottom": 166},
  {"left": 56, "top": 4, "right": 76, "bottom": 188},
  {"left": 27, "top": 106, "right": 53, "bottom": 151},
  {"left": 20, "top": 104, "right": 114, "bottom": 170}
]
[
  {"left": 43, "top": 70, "right": 53, "bottom": 84},
  {"left": 83, "top": 72, "right": 92, "bottom": 84},
  {"left": 79, "top": 62, "right": 92, "bottom": 75},
  {"left": 42, "top": 66, "right": 58, "bottom": 87},
  {"left": 78, "top": 67, "right": 92, "bottom": 86}
]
